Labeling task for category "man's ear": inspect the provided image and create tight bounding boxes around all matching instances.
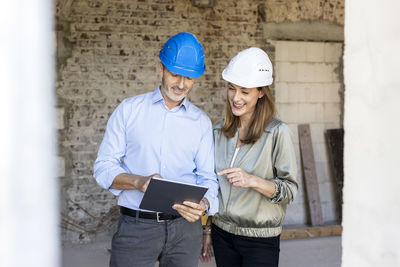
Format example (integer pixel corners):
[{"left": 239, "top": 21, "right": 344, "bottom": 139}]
[{"left": 159, "top": 62, "right": 164, "bottom": 79}]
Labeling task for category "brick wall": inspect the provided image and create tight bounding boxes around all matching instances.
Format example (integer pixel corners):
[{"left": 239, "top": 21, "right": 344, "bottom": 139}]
[
  {"left": 55, "top": 0, "right": 344, "bottom": 243},
  {"left": 264, "top": 0, "right": 344, "bottom": 24}
]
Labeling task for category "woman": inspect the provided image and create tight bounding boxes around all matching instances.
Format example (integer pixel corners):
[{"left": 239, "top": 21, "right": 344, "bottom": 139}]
[{"left": 201, "top": 47, "right": 298, "bottom": 267}]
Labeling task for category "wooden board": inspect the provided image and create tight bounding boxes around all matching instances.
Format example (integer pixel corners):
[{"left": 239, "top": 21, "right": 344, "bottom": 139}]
[
  {"left": 298, "top": 124, "right": 324, "bottom": 226},
  {"left": 281, "top": 225, "right": 342, "bottom": 240},
  {"left": 326, "top": 128, "right": 344, "bottom": 222}
]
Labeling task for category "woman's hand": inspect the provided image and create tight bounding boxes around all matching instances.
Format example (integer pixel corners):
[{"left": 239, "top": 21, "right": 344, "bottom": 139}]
[
  {"left": 219, "top": 168, "right": 277, "bottom": 198},
  {"left": 218, "top": 167, "right": 256, "bottom": 188},
  {"left": 200, "top": 231, "right": 213, "bottom": 262}
]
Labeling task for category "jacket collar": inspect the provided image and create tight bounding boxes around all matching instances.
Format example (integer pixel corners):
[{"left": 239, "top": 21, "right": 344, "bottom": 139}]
[
  {"left": 265, "top": 118, "right": 281, "bottom": 132},
  {"left": 213, "top": 118, "right": 281, "bottom": 133}
]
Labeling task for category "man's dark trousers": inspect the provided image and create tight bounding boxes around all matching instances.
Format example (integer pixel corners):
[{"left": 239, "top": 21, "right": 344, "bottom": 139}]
[{"left": 110, "top": 213, "right": 202, "bottom": 267}]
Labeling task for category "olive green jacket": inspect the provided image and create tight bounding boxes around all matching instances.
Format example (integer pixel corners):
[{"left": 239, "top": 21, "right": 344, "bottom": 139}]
[{"left": 213, "top": 118, "right": 298, "bottom": 238}]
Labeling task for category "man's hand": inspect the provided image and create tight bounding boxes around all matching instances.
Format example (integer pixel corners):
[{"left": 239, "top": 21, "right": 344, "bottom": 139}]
[
  {"left": 135, "top": 173, "right": 162, "bottom": 192},
  {"left": 172, "top": 199, "right": 207, "bottom": 223},
  {"left": 112, "top": 173, "right": 162, "bottom": 192}
]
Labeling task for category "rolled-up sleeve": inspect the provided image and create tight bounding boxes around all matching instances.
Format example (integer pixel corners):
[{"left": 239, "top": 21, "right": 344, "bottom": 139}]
[
  {"left": 269, "top": 124, "right": 298, "bottom": 204},
  {"left": 194, "top": 117, "right": 219, "bottom": 215},
  {"left": 93, "top": 102, "right": 128, "bottom": 196}
]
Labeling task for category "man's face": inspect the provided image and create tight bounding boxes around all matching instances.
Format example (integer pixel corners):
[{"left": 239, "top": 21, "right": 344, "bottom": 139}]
[{"left": 159, "top": 63, "right": 196, "bottom": 106}]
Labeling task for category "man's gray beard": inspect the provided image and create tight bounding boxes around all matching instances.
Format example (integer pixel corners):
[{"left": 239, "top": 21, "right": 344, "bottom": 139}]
[{"left": 162, "top": 85, "right": 186, "bottom": 102}]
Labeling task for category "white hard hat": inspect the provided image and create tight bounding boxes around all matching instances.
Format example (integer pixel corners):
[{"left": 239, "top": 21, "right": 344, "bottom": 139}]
[{"left": 222, "top": 47, "right": 273, "bottom": 88}]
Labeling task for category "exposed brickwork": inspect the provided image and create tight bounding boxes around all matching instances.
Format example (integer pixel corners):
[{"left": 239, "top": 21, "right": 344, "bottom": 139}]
[
  {"left": 264, "top": 0, "right": 344, "bottom": 25},
  {"left": 55, "top": 0, "right": 344, "bottom": 243}
]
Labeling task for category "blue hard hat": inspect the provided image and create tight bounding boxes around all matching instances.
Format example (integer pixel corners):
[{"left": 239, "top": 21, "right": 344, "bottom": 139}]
[{"left": 159, "top": 32, "right": 206, "bottom": 79}]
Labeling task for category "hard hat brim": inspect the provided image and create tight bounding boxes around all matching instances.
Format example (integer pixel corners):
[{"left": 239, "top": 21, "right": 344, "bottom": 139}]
[
  {"left": 222, "top": 69, "right": 273, "bottom": 88},
  {"left": 162, "top": 60, "right": 205, "bottom": 79}
]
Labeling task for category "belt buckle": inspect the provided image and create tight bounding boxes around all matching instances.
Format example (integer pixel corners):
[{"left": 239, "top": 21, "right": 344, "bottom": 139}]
[{"left": 156, "top": 212, "right": 165, "bottom": 222}]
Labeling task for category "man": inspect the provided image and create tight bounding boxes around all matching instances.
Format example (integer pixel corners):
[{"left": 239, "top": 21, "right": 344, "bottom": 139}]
[{"left": 94, "top": 32, "right": 218, "bottom": 267}]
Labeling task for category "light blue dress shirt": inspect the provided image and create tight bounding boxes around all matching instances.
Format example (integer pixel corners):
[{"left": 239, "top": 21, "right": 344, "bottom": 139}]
[{"left": 94, "top": 87, "right": 219, "bottom": 215}]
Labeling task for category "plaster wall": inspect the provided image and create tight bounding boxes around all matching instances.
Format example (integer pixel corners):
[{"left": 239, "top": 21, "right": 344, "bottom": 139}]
[
  {"left": 342, "top": 0, "right": 400, "bottom": 266},
  {"left": 0, "top": 1, "right": 59, "bottom": 266}
]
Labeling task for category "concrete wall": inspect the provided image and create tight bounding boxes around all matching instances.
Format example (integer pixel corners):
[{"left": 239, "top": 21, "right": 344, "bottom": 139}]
[
  {"left": 1, "top": 1, "right": 59, "bottom": 266},
  {"left": 274, "top": 40, "right": 343, "bottom": 225},
  {"left": 55, "top": 0, "right": 344, "bottom": 243},
  {"left": 342, "top": 0, "right": 400, "bottom": 266}
]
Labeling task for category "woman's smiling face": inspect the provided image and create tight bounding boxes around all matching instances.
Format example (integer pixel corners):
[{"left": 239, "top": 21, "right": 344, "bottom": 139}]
[{"left": 227, "top": 83, "right": 264, "bottom": 120}]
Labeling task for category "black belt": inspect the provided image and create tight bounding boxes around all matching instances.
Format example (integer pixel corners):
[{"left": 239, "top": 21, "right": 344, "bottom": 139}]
[{"left": 120, "top": 206, "right": 181, "bottom": 222}]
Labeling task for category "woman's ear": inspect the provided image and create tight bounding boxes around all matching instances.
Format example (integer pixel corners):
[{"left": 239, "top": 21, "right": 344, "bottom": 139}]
[{"left": 258, "top": 89, "right": 265, "bottom": 99}]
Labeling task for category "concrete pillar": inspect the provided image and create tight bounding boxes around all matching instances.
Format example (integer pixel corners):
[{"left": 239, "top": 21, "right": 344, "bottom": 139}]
[
  {"left": 343, "top": 0, "right": 400, "bottom": 266},
  {"left": 0, "top": 1, "right": 59, "bottom": 267}
]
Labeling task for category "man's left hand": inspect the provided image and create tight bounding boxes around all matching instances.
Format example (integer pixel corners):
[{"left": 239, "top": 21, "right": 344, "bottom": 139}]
[{"left": 172, "top": 200, "right": 206, "bottom": 223}]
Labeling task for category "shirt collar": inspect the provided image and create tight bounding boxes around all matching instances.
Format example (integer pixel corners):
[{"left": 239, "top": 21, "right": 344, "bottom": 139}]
[
  {"left": 151, "top": 86, "right": 164, "bottom": 104},
  {"left": 152, "top": 86, "right": 189, "bottom": 111},
  {"left": 180, "top": 96, "right": 189, "bottom": 110}
]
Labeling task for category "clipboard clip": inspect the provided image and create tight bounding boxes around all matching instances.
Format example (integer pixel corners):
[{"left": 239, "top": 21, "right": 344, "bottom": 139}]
[{"left": 156, "top": 212, "right": 165, "bottom": 223}]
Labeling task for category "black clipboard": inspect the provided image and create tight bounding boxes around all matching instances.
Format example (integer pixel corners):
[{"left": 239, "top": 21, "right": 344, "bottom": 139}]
[{"left": 139, "top": 177, "right": 208, "bottom": 215}]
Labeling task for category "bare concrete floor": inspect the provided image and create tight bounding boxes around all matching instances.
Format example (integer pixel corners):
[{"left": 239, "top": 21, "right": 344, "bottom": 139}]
[{"left": 62, "top": 236, "right": 341, "bottom": 267}]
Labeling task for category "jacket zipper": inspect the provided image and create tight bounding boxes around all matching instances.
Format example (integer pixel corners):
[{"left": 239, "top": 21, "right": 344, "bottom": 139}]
[
  {"left": 225, "top": 181, "right": 233, "bottom": 215},
  {"left": 224, "top": 146, "right": 239, "bottom": 226}
]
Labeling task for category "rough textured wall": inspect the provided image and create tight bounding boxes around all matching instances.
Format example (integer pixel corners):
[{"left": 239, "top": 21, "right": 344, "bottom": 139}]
[
  {"left": 263, "top": 0, "right": 344, "bottom": 25},
  {"left": 55, "top": 0, "right": 267, "bottom": 243},
  {"left": 55, "top": 0, "right": 344, "bottom": 243}
]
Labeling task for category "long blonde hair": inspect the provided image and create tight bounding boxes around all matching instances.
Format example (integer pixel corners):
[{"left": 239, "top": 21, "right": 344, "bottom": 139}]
[{"left": 221, "top": 86, "right": 276, "bottom": 144}]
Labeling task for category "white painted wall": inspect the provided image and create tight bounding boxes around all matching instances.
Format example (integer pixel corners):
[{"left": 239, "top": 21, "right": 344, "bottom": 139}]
[
  {"left": 0, "top": 1, "right": 59, "bottom": 267},
  {"left": 274, "top": 40, "right": 343, "bottom": 225},
  {"left": 343, "top": 0, "right": 400, "bottom": 266}
]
